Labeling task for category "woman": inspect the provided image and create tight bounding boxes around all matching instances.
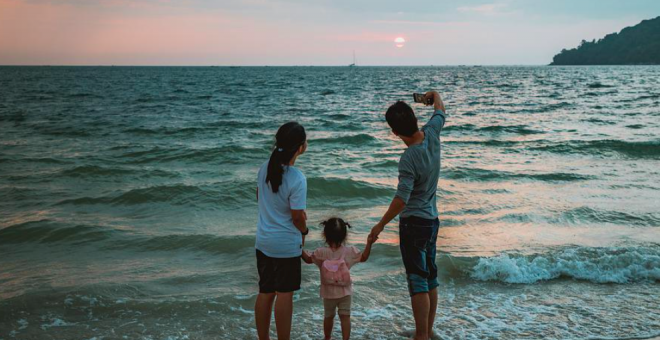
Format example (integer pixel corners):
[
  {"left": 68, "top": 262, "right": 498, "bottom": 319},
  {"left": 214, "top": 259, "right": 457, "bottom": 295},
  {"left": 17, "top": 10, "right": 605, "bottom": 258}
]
[{"left": 254, "top": 122, "right": 308, "bottom": 340}]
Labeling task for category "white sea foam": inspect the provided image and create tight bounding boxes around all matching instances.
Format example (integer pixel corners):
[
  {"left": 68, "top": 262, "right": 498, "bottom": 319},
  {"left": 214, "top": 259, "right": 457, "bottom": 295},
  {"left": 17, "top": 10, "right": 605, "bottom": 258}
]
[
  {"left": 40, "top": 317, "right": 75, "bottom": 330},
  {"left": 164, "top": 336, "right": 189, "bottom": 340},
  {"left": 17, "top": 319, "right": 28, "bottom": 330},
  {"left": 361, "top": 304, "right": 400, "bottom": 320},
  {"left": 229, "top": 305, "right": 253, "bottom": 315},
  {"left": 233, "top": 293, "right": 255, "bottom": 300},
  {"left": 470, "top": 247, "right": 660, "bottom": 283}
]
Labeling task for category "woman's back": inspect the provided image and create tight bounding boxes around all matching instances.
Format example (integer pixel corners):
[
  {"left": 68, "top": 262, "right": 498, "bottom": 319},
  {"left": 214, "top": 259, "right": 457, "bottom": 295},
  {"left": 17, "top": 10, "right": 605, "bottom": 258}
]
[{"left": 256, "top": 160, "right": 307, "bottom": 258}]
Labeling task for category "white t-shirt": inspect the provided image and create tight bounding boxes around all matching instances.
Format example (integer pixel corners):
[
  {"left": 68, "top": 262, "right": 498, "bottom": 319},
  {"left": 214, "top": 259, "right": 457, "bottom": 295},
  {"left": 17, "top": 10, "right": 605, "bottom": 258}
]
[{"left": 255, "top": 161, "right": 307, "bottom": 258}]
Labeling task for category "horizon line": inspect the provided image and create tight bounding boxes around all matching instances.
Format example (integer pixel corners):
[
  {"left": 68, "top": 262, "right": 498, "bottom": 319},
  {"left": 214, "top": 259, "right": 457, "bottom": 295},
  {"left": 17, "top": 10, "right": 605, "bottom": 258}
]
[
  {"left": 2, "top": 64, "right": 658, "bottom": 67},
  {"left": 1, "top": 64, "right": 556, "bottom": 67}
]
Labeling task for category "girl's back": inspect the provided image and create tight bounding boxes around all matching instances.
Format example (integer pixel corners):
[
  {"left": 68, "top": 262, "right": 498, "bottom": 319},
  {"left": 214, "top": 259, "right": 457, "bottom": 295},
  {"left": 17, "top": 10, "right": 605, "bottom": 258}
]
[{"left": 312, "top": 245, "right": 362, "bottom": 299}]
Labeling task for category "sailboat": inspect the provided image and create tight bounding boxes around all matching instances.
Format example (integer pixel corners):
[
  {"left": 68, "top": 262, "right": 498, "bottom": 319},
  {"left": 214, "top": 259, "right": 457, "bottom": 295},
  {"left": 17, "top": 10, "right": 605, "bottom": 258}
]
[{"left": 348, "top": 50, "right": 357, "bottom": 67}]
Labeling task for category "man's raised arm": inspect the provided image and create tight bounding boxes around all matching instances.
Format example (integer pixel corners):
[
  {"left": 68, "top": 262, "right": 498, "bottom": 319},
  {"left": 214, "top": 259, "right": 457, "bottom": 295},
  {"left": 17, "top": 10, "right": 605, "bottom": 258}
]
[
  {"left": 423, "top": 91, "right": 447, "bottom": 136},
  {"left": 424, "top": 91, "right": 445, "bottom": 113}
]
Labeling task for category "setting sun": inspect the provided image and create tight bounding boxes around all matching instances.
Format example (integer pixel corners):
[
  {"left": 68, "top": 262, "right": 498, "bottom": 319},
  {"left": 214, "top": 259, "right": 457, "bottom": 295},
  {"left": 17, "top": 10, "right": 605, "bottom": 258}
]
[{"left": 394, "top": 37, "right": 406, "bottom": 48}]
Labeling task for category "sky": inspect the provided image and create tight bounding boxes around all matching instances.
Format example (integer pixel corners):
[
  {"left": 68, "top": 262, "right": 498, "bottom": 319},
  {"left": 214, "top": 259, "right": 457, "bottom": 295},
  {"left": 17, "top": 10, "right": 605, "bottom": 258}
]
[{"left": 0, "top": 0, "right": 659, "bottom": 66}]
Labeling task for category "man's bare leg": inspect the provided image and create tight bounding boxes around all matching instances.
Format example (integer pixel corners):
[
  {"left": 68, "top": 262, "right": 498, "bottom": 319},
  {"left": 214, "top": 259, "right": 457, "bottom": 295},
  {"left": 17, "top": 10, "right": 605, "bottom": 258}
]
[
  {"left": 323, "top": 316, "right": 334, "bottom": 340},
  {"left": 411, "top": 292, "right": 430, "bottom": 340},
  {"left": 428, "top": 288, "right": 438, "bottom": 339},
  {"left": 274, "top": 292, "right": 294, "bottom": 340},
  {"left": 255, "top": 292, "right": 276, "bottom": 340},
  {"left": 339, "top": 314, "right": 351, "bottom": 340}
]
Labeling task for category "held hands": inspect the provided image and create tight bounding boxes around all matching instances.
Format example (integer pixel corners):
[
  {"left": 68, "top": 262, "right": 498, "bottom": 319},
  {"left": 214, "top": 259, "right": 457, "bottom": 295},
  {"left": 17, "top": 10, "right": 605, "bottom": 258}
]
[
  {"left": 368, "top": 223, "right": 384, "bottom": 244},
  {"left": 301, "top": 250, "right": 313, "bottom": 264},
  {"left": 367, "top": 232, "right": 378, "bottom": 244},
  {"left": 423, "top": 91, "right": 445, "bottom": 112}
]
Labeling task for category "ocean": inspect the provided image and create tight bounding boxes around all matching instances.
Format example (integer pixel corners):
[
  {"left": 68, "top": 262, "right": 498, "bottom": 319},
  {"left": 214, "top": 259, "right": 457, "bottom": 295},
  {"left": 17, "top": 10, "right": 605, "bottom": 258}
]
[{"left": 0, "top": 66, "right": 659, "bottom": 340}]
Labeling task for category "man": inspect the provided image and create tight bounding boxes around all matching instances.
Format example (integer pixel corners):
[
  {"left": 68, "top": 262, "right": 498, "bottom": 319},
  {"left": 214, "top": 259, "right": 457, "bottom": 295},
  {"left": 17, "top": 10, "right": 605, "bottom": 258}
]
[{"left": 369, "top": 91, "right": 447, "bottom": 340}]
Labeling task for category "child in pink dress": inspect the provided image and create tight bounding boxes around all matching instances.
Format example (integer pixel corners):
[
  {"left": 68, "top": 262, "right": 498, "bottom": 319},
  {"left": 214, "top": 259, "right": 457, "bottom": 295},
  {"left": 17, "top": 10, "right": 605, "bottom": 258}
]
[{"left": 302, "top": 217, "right": 376, "bottom": 340}]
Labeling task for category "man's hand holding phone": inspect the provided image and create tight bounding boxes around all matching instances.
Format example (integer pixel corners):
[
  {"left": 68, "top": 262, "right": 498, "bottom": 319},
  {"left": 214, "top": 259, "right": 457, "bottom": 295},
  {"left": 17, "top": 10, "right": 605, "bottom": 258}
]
[
  {"left": 413, "top": 93, "right": 432, "bottom": 105},
  {"left": 413, "top": 91, "right": 445, "bottom": 112},
  {"left": 424, "top": 91, "right": 445, "bottom": 112}
]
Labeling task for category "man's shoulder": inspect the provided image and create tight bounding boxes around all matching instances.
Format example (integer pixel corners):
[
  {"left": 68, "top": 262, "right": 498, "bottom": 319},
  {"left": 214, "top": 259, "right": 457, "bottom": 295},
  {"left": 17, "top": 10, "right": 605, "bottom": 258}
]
[
  {"left": 398, "top": 148, "right": 423, "bottom": 175},
  {"left": 401, "top": 144, "right": 425, "bottom": 160},
  {"left": 399, "top": 149, "right": 415, "bottom": 166}
]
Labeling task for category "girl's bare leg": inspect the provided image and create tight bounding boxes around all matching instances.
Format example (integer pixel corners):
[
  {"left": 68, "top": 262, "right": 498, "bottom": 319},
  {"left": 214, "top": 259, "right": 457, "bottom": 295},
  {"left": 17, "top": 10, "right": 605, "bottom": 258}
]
[
  {"left": 339, "top": 314, "right": 351, "bottom": 340},
  {"left": 324, "top": 316, "right": 334, "bottom": 339}
]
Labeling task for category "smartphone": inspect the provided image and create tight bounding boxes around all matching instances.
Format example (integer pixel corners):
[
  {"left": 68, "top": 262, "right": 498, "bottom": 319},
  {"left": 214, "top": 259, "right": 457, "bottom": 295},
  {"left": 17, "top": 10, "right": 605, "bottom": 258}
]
[{"left": 413, "top": 93, "right": 434, "bottom": 105}]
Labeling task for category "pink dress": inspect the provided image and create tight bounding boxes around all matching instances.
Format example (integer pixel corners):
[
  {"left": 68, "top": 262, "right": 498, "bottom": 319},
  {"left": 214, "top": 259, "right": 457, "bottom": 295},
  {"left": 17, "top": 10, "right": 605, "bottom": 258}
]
[{"left": 310, "top": 245, "right": 363, "bottom": 299}]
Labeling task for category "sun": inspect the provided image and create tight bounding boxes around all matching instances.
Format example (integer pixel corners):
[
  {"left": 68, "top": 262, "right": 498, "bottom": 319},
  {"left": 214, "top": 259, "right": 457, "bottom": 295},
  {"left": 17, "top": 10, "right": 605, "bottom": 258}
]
[{"left": 394, "top": 37, "right": 406, "bottom": 48}]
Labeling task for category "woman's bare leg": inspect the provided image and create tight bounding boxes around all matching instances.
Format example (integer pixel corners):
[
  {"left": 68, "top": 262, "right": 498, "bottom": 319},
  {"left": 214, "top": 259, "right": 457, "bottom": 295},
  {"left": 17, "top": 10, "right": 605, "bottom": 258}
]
[
  {"left": 255, "top": 293, "right": 276, "bottom": 340},
  {"left": 274, "top": 291, "right": 294, "bottom": 340}
]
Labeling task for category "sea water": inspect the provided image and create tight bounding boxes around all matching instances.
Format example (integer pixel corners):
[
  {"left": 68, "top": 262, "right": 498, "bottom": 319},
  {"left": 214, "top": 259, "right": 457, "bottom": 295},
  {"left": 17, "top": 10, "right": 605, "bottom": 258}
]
[{"left": 0, "top": 66, "right": 659, "bottom": 339}]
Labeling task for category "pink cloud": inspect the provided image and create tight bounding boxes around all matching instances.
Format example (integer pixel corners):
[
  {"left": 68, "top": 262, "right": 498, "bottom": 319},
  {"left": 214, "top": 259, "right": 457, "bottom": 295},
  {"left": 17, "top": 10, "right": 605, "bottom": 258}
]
[
  {"left": 0, "top": 0, "right": 399, "bottom": 65},
  {"left": 330, "top": 32, "right": 396, "bottom": 43},
  {"left": 0, "top": 0, "right": 277, "bottom": 64},
  {"left": 369, "top": 20, "right": 470, "bottom": 27},
  {"left": 457, "top": 3, "right": 506, "bottom": 14}
]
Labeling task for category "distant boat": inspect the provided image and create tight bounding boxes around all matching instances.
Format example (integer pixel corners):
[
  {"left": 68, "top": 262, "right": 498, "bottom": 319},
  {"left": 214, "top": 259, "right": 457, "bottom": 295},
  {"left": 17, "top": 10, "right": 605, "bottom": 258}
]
[{"left": 349, "top": 50, "right": 357, "bottom": 67}]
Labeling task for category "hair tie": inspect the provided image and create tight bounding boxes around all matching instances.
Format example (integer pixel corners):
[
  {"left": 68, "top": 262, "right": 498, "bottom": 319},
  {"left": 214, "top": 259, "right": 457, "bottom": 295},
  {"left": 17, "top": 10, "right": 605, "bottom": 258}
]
[{"left": 345, "top": 222, "right": 352, "bottom": 229}]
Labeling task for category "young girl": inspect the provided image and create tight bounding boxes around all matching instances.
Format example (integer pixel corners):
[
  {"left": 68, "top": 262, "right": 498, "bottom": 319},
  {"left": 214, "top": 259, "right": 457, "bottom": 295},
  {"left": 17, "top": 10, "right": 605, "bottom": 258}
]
[{"left": 302, "top": 217, "right": 376, "bottom": 340}]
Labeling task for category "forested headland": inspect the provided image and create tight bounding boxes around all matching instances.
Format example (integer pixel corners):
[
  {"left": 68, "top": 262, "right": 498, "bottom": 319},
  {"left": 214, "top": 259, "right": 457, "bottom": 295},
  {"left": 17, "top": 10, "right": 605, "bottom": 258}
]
[{"left": 551, "top": 16, "right": 660, "bottom": 65}]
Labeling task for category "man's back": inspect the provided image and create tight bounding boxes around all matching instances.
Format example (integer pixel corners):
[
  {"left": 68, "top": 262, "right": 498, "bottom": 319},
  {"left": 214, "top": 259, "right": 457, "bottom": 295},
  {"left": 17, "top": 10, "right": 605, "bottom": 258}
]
[{"left": 395, "top": 110, "right": 446, "bottom": 220}]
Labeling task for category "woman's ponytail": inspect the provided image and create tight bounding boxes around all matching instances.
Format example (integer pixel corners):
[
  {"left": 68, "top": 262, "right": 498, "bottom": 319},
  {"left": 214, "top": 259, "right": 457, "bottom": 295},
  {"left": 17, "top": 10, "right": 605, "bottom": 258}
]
[{"left": 266, "top": 122, "right": 306, "bottom": 193}]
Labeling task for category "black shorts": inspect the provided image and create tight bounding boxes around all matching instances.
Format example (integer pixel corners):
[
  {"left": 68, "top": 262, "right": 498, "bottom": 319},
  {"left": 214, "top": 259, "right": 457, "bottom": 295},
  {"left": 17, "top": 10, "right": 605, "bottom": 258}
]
[{"left": 256, "top": 249, "right": 301, "bottom": 293}]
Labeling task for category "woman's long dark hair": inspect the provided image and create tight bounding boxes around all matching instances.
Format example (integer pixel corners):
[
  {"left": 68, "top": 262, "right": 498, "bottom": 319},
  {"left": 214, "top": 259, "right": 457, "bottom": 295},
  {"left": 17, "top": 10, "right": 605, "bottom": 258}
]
[{"left": 266, "top": 122, "right": 306, "bottom": 193}]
